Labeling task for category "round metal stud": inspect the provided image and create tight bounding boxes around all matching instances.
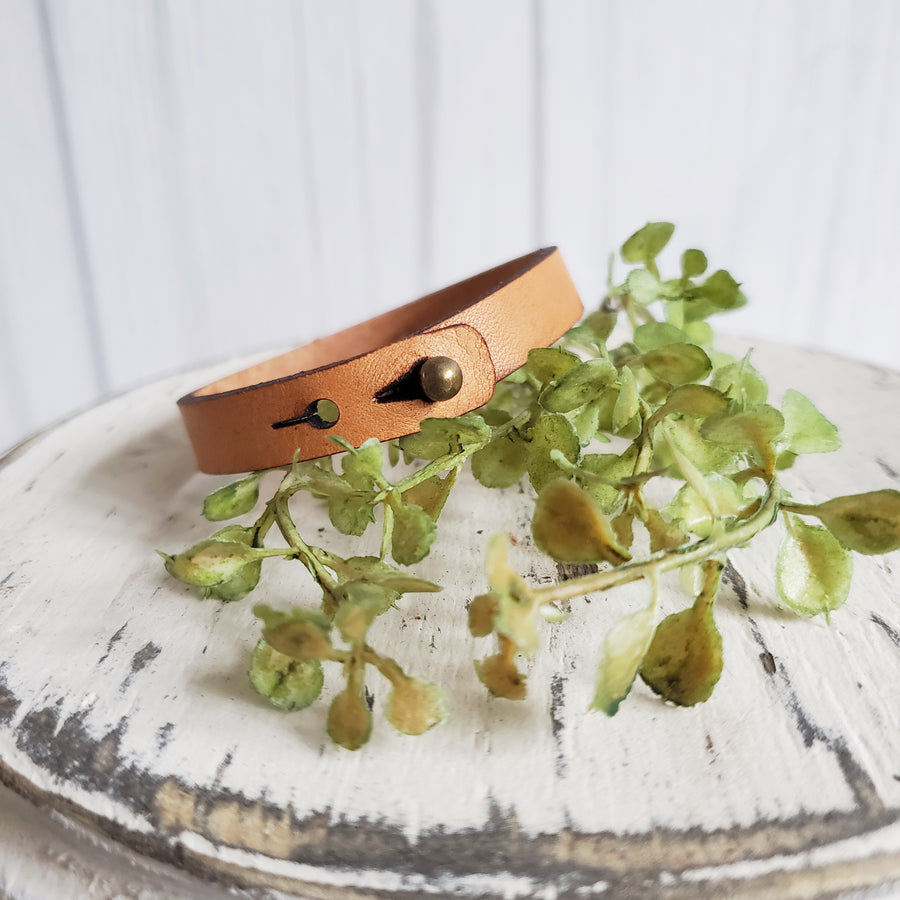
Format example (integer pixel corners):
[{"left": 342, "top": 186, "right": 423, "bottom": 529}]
[{"left": 418, "top": 356, "right": 463, "bottom": 402}]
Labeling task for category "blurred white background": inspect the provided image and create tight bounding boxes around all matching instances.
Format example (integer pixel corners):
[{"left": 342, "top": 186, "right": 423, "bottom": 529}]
[{"left": 1, "top": 0, "right": 898, "bottom": 453}]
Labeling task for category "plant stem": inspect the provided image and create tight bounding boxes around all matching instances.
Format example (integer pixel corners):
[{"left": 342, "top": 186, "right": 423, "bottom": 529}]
[
  {"left": 534, "top": 479, "right": 780, "bottom": 606},
  {"left": 273, "top": 494, "right": 338, "bottom": 594}
]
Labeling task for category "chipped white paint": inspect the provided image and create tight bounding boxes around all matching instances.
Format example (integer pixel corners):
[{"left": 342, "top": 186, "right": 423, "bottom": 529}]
[{"left": 0, "top": 340, "right": 899, "bottom": 898}]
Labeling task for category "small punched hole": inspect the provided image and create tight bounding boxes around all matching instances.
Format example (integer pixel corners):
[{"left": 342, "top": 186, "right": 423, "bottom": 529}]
[{"left": 272, "top": 398, "right": 340, "bottom": 431}]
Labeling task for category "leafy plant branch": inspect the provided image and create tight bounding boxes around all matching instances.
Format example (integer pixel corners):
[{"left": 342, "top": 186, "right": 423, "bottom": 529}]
[{"left": 162, "top": 223, "right": 900, "bottom": 749}]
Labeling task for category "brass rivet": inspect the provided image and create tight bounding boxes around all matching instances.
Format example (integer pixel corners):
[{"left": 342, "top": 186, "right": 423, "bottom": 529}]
[{"left": 418, "top": 356, "right": 463, "bottom": 402}]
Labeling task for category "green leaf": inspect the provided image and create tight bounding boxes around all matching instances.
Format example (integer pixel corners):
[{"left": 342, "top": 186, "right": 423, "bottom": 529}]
[
  {"left": 612, "top": 366, "right": 639, "bottom": 433},
  {"left": 681, "top": 248, "right": 708, "bottom": 278},
  {"left": 392, "top": 503, "right": 437, "bottom": 565},
  {"left": 385, "top": 676, "right": 446, "bottom": 735},
  {"left": 591, "top": 593, "right": 658, "bottom": 716},
  {"left": 399, "top": 415, "right": 491, "bottom": 460},
  {"left": 468, "top": 592, "right": 499, "bottom": 637},
  {"left": 644, "top": 508, "right": 687, "bottom": 552},
  {"left": 340, "top": 437, "right": 385, "bottom": 489},
  {"left": 639, "top": 343, "right": 712, "bottom": 384},
  {"left": 701, "top": 404, "right": 785, "bottom": 451},
  {"left": 656, "top": 418, "right": 736, "bottom": 477},
  {"left": 709, "top": 354, "right": 768, "bottom": 406},
  {"left": 625, "top": 268, "right": 663, "bottom": 305},
  {"left": 328, "top": 490, "right": 376, "bottom": 536},
  {"left": 203, "top": 473, "right": 262, "bottom": 521},
  {"left": 810, "top": 490, "right": 900, "bottom": 555},
  {"left": 326, "top": 555, "right": 441, "bottom": 596},
  {"left": 654, "top": 384, "right": 729, "bottom": 421},
  {"left": 621, "top": 222, "right": 675, "bottom": 265},
  {"left": 532, "top": 480, "right": 630, "bottom": 565},
  {"left": 779, "top": 389, "right": 841, "bottom": 455},
  {"left": 580, "top": 445, "right": 638, "bottom": 514},
  {"left": 776, "top": 514, "right": 853, "bottom": 616},
  {"left": 540, "top": 359, "right": 618, "bottom": 413},
  {"left": 254, "top": 605, "right": 334, "bottom": 660},
  {"left": 664, "top": 474, "right": 744, "bottom": 538},
  {"left": 526, "top": 347, "right": 581, "bottom": 385},
  {"left": 471, "top": 431, "right": 528, "bottom": 488},
  {"left": 207, "top": 557, "right": 261, "bottom": 602},
  {"left": 327, "top": 688, "right": 373, "bottom": 750},
  {"left": 403, "top": 469, "right": 458, "bottom": 520},
  {"left": 475, "top": 651, "right": 527, "bottom": 700},
  {"left": 640, "top": 580, "right": 723, "bottom": 705},
  {"left": 683, "top": 320, "right": 713, "bottom": 346},
  {"left": 525, "top": 413, "right": 580, "bottom": 493},
  {"left": 633, "top": 322, "right": 690, "bottom": 352},
  {"left": 568, "top": 398, "right": 604, "bottom": 445},
  {"left": 581, "top": 309, "right": 618, "bottom": 343},
  {"left": 693, "top": 269, "right": 745, "bottom": 310},
  {"left": 162, "top": 539, "right": 262, "bottom": 588},
  {"left": 249, "top": 639, "right": 324, "bottom": 711},
  {"left": 334, "top": 581, "right": 396, "bottom": 640}
]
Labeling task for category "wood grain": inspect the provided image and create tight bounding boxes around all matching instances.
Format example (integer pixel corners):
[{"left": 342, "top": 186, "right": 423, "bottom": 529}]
[{"left": 0, "top": 340, "right": 899, "bottom": 898}]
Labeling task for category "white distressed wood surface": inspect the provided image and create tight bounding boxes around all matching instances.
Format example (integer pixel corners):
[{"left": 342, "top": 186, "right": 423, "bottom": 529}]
[
  {"left": 1, "top": 340, "right": 899, "bottom": 899},
  {"left": 3, "top": 1, "right": 900, "bottom": 453}
]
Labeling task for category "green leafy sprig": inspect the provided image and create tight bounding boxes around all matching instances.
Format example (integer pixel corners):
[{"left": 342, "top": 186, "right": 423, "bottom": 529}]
[{"left": 162, "top": 223, "right": 900, "bottom": 749}]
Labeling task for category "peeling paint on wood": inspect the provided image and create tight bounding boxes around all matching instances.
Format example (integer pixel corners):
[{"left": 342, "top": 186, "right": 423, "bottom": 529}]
[{"left": 1, "top": 344, "right": 900, "bottom": 897}]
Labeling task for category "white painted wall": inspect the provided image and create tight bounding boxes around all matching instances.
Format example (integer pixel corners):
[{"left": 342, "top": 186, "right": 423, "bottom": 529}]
[{"left": 2, "top": 0, "right": 899, "bottom": 453}]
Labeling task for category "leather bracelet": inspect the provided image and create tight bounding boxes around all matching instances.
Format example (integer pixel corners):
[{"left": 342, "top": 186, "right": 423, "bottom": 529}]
[{"left": 178, "top": 247, "right": 583, "bottom": 474}]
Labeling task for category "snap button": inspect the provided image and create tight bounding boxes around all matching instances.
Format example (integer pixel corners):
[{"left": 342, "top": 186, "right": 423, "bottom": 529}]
[{"left": 418, "top": 356, "right": 463, "bottom": 402}]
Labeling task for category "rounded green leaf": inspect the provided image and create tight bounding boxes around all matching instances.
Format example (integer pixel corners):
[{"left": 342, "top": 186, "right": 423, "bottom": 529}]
[
  {"left": 812, "top": 490, "right": 900, "bottom": 555},
  {"left": 163, "top": 540, "right": 260, "bottom": 587},
  {"left": 681, "top": 248, "right": 708, "bottom": 278},
  {"left": 399, "top": 415, "right": 490, "bottom": 460},
  {"left": 701, "top": 404, "right": 785, "bottom": 450},
  {"left": 540, "top": 359, "right": 617, "bottom": 413},
  {"left": 475, "top": 651, "right": 527, "bottom": 700},
  {"left": 640, "top": 343, "right": 712, "bottom": 384},
  {"left": 341, "top": 438, "right": 385, "bottom": 488},
  {"left": 779, "top": 389, "right": 840, "bottom": 455},
  {"left": 249, "top": 639, "right": 324, "bottom": 711},
  {"left": 525, "top": 414, "right": 580, "bottom": 492},
  {"left": 633, "top": 322, "right": 691, "bottom": 352},
  {"left": 391, "top": 503, "right": 437, "bottom": 566},
  {"left": 657, "top": 384, "right": 729, "bottom": 420},
  {"left": 776, "top": 514, "right": 853, "bottom": 616},
  {"left": 469, "top": 592, "right": 500, "bottom": 637},
  {"left": 328, "top": 491, "right": 376, "bottom": 536},
  {"left": 327, "top": 688, "right": 373, "bottom": 750},
  {"left": 710, "top": 355, "right": 768, "bottom": 406},
  {"left": 568, "top": 398, "right": 603, "bottom": 444},
  {"left": 532, "top": 480, "right": 630, "bottom": 565},
  {"left": 203, "top": 473, "right": 262, "bottom": 521},
  {"left": 471, "top": 431, "right": 528, "bottom": 488},
  {"left": 625, "top": 268, "right": 663, "bottom": 305},
  {"left": 621, "top": 222, "right": 675, "bottom": 264},
  {"left": 591, "top": 601, "right": 657, "bottom": 716},
  {"left": 640, "top": 594, "right": 723, "bottom": 706},
  {"left": 613, "top": 366, "right": 639, "bottom": 432},
  {"left": 693, "top": 269, "right": 744, "bottom": 310},
  {"left": 385, "top": 676, "right": 446, "bottom": 735},
  {"left": 526, "top": 347, "right": 580, "bottom": 385},
  {"left": 208, "top": 558, "right": 261, "bottom": 602},
  {"left": 582, "top": 309, "right": 618, "bottom": 342},
  {"left": 258, "top": 610, "right": 334, "bottom": 661}
]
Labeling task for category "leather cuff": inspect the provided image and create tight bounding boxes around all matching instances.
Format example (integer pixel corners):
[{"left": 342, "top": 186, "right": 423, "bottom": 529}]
[{"left": 178, "top": 247, "right": 583, "bottom": 474}]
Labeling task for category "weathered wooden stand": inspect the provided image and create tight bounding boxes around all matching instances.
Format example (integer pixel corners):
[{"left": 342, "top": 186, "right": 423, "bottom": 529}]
[{"left": 1, "top": 342, "right": 899, "bottom": 899}]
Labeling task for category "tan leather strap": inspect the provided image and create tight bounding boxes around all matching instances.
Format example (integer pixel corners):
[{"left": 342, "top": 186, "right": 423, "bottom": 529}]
[{"left": 178, "top": 247, "right": 583, "bottom": 474}]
